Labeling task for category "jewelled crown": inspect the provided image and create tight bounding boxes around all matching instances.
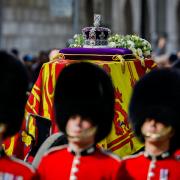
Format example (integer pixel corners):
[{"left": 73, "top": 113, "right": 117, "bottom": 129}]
[{"left": 82, "top": 14, "right": 111, "bottom": 47}]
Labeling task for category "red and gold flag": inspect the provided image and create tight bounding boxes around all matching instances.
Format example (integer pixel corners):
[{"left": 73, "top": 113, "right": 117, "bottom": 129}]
[{"left": 3, "top": 58, "right": 156, "bottom": 159}]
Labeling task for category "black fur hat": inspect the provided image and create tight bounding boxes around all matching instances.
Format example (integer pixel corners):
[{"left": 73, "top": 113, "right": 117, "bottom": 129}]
[
  {"left": 0, "top": 51, "right": 28, "bottom": 139},
  {"left": 129, "top": 68, "right": 180, "bottom": 150},
  {"left": 54, "top": 62, "right": 115, "bottom": 143}
]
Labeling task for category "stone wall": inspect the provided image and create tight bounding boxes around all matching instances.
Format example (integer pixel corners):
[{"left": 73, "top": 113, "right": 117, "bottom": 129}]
[{"left": 0, "top": 0, "right": 73, "bottom": 56}]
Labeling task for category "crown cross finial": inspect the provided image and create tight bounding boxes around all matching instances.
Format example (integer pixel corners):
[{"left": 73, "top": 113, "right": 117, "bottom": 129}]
[{"left": 93, "top": 14, "right": 101, "bottom": 27}]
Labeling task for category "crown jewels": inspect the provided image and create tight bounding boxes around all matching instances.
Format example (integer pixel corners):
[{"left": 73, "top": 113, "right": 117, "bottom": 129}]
[{"left": 82, "top": 14, "right": 111, "bottom": 48}]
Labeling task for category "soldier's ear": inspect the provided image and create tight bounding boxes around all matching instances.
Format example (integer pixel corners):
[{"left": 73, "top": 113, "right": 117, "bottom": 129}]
[
  {"left": 0, "top": 123, "right": 6, "bottom": 137},
  {"left": 169, "top": 128, "right": 175, "bottom": 138}
]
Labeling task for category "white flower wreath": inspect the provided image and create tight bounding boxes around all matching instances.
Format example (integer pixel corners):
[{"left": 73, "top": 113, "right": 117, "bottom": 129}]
[{"left": 68, "top": 33, "right": 152, "bottom": 59}]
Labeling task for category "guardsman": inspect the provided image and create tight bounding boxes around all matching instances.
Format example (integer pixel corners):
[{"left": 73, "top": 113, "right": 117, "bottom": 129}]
[
  {"left": 37, "top": 62, "right": 122, "bottom": 179},
  {"left": 119, "top": 68, "right": 180, "bottom": 179},
  {"left": 0, "top": 51, "right": 37, "bottom": 179}
]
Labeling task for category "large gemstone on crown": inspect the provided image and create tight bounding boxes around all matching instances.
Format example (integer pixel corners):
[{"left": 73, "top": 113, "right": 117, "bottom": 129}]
[{"left": 82, "top": 26, "right": 111, "bottom": 47}]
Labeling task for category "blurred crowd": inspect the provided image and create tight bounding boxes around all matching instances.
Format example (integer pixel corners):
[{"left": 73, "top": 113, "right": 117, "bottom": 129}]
[
  {"left": 10, "top": 49, "right": 51, "bottom": 91},
  {"left": 152, "top": 34, "right": 180, "bottom": 68}
]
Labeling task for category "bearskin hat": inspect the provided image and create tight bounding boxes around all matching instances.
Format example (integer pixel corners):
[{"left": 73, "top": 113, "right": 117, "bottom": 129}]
[
  {"left": 54, "top": 62, "right": 115, "bottom": 143},
  {"left": 129, "top": 68, "right": 180, "bottom": 150},
  {"left": 0, "top": 51, "right": 28, "bottom": 139}
]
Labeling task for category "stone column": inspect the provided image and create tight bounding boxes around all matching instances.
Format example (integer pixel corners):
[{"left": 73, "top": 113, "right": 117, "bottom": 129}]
[
  {"left": 0, "top": 0, "right": 3, "bottom": 48},
  {"left": 131, "top": 0, "right": 141, "bottom": 35},
  {"left": 166, "top": 0, "right": 178, "bottom": 53},
  {"left": 101, "top": 0, "right": 112, "bottom": 28},
  {"left": 148, "top": 0, "right": 157, "bottom": 49},
  {"left": 112, "top": 0, "right": 126, "bottom": 34}
]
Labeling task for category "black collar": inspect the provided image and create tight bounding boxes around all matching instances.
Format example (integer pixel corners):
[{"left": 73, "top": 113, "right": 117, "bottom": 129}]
[
  {"left": 68, "top": 145, "right": 96, "bottom": 156},
  {"left": 144, "top": 151, "right": 170, "bottom": 160},
  {"left": 0, "top": 148, "right": 5, "bottom": 157}
]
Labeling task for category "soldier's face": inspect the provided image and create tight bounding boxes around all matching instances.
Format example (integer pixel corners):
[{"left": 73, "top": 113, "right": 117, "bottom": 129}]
[
  {"left": 141, "top": 118, "right": 173, "bottom": 143},
  {"left": 66, "top": 115, "right": 96, "bottom": 147}
]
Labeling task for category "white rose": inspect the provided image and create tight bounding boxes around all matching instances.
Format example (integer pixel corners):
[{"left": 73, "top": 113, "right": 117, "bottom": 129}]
[
  {"left": 127, "top": 40, "right": 135, "bottom": 48},
  {"left": 109, "top": 42, "right": 116, "bottom": 47},
  {"left": 144, "top": 50, "right": 151, "bottom": 57}
]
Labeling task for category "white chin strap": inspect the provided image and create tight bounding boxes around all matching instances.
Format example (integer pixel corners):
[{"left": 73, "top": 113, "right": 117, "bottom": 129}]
[
  {"left": 142, "top": 126, "right": 172, "bottom": 140},
  {"left": 66, "top": 126, "right": 97, "bottom": 141}
]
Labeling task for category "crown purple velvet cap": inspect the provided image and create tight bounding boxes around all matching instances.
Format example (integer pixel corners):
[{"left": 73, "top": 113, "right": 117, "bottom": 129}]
[
  {"left": 82, "top": 14, "right": 111, "bottom": 47},
  {"left": 82, "top": 27, "right": 111, "bottom": 46}
]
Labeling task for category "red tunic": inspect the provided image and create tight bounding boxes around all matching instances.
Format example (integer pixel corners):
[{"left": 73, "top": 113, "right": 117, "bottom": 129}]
[
  {"left": 118, "top": 151, "right": 180, "bottom": 180},
  {"left": 174, "top": 149, "right": 180, "bottom": 156},
  {"left": 37, "top": 145, "right": 122, "bottom": 180},
  {"left": 0, "top": 152, "right": 37, "bottom": 180}
]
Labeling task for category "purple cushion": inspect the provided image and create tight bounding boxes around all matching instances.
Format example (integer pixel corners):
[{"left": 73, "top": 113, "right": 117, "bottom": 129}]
[{"left": 59, "top": 48, "right": 132, "bottom": 55}]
